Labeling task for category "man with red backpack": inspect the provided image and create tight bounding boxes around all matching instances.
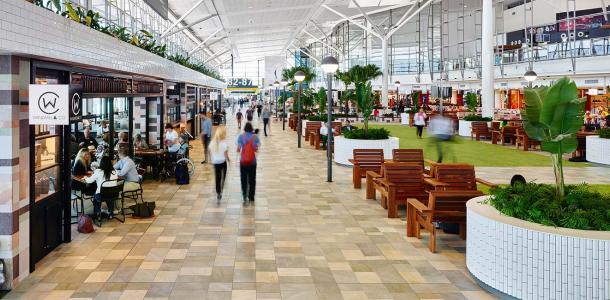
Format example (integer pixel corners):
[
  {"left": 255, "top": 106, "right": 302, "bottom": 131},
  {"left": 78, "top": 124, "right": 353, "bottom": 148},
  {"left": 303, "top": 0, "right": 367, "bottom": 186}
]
[{"left": 237, "top": 122, "right": 260, "bottom": 203}]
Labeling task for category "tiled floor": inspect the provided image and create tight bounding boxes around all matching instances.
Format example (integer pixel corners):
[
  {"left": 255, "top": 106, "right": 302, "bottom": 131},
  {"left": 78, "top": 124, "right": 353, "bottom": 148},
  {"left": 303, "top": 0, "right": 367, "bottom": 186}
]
[{"left": 4, "top": 115, "right": 497, "bottom": 300}]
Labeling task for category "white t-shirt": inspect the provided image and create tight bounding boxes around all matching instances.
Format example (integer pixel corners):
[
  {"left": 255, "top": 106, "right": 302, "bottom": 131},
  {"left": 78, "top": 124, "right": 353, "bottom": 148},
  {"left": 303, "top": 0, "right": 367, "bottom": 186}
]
[
  {"left": 320, "top": 126, "right": 334, "bottom": 136},
  {"left": 165, "top": 130, "right": 179, "bottom": 152},
  {"left": 209, "top": 141, "right": 228, "bottom": 164},
  {"left": 85, "top": 169, "right": 118, "bottom": 194}
]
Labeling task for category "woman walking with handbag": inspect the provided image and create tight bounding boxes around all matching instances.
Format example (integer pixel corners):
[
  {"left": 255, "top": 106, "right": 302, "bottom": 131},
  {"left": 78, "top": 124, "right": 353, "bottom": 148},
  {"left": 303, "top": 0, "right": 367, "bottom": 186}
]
[
  {"left": 209, "top": 126, "right": 230, "bottom": 201},
  {"left": 237, "top": 122, "right": 260, "bottom": 204}
]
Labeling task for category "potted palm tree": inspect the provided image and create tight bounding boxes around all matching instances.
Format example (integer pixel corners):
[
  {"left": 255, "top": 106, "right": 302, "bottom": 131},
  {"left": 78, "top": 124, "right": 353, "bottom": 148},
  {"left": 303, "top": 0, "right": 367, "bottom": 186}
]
[
  {"left": 282, "top": 66, "right": 316, "bottom": 136},
  {"left": 333, "top": 65, "right": 399, "bottom": 165},
  {"left": 458, "top": 92, "right": 491, "bottom": 136},
  {"left": 466, "top": 77, "right": 610, "bottom": 300}
]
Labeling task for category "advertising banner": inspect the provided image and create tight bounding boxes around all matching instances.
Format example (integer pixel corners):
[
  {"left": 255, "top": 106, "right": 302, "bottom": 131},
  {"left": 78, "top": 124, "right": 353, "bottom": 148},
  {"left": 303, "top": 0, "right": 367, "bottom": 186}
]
[
  {"left": 264, "top": 56, "right": 286, "bottom": 87},
  {"left": 69, "top": 84, "right": 83, "bottom": 123}
]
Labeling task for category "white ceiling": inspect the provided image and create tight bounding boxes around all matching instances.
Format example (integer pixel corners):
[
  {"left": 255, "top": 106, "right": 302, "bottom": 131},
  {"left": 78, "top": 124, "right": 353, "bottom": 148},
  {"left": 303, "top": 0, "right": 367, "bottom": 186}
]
[{"left": 167, "top": 0, "right": 421, "bottom": 68}]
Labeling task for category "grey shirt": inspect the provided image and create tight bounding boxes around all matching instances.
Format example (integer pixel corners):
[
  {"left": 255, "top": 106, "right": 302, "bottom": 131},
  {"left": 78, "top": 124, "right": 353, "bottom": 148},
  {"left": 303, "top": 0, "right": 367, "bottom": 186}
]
[
  {"left": 114, "top": 157, "right": 140, "bottom": 182},
  {"left": 262, "top": 108, "right": 271, "bottom": 119}
]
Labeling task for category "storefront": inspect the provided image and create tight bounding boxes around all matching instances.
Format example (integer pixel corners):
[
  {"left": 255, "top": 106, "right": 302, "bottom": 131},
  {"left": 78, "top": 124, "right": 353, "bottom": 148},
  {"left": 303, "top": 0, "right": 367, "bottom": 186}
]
[{"left": 29, "top": 61, "right": 166, "bottom": 269}]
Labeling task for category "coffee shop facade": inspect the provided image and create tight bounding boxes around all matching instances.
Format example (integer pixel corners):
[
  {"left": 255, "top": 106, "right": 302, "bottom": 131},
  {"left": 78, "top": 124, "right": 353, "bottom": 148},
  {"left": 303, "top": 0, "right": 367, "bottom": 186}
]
[{"left": 0, "top": 0, "right": 225, "bottom": 290}]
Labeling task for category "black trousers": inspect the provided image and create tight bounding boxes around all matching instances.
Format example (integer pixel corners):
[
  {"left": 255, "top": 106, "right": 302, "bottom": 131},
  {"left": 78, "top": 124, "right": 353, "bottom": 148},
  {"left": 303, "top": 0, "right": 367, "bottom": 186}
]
[
  {"left": 263, "top": 118, "right": 270, "bottom": 136},
  {"left": 415, "top": 125, "right": 424, "bottom": 137},
  {"left": 213, "top": 162, "right": 227, "bottom": 194},
  {"left": 240, "top": 163, "right": 257, "bottom": 200},
  {"left": 202, "top": 135, "right": 210, "bottom": 161}
]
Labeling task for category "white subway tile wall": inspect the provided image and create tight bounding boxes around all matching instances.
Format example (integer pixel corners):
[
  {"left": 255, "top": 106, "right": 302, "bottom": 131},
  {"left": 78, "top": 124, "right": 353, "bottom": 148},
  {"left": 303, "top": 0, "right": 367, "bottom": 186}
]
[
  {"left": 467, "top": 202, "right": 610, "bottom": 300},
  {"left": 0, "top": 0, "right": 225, "bottom": 89}
]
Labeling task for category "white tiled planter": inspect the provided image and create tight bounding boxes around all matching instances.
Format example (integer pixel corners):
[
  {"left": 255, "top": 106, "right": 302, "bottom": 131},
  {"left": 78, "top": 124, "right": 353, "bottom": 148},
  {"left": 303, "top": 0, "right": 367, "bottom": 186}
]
[
  {"left": 467, "top": 197, "right": 610, "bottom": 300},
  {"left": 458, "top": 120, "right": 473, "bottom": 137},
  {"left": 400, "top": 113, "right": 410, "bottom": 125},
  {"left": 586, "top": 136, "right": 610, "bottom": 165},
  {"left": 333, "top": 136, "right": 399, "bottom": 165}
]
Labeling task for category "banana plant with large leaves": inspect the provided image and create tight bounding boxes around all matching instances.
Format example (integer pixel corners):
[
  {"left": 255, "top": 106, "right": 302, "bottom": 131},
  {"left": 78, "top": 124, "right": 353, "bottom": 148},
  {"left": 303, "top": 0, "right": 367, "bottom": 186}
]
[
  {"left": 337, "top": 64, "right": 382, "bottom": 132},
  {"left": 523, "top": 77, "right": 585, "bottom": 200}
]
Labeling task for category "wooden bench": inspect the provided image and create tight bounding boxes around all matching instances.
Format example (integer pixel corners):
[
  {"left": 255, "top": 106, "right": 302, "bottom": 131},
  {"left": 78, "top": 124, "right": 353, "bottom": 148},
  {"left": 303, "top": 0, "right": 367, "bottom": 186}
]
[
  {"left": 349, "top": 149, "right": 384, "bottom": 189},
  {"left": 407, "top": 190, "right": 484, "bottom": 252},
  {"left": 391, "top": 149, "right": 424, "bottom": 168},
  {"left": 311, "top": 121, "right": 343, "bottom": 149},
  {"left": 471, "top": 121, "right": 492, "bottom": 141},
  {"left": 515, "top": 127, "right": 540, "bottom": 151},
  {"left": 304, "top": 122, "right": 321, "bottom": 142},
  {"left": 425, "top": 163, "right": 496, "bottom": 191},
  {"left": 492, "top": 126, "right": 518, "bottom": 145},
  {"left": 369, "top": 163, "right": 428, "bottom": 218}
]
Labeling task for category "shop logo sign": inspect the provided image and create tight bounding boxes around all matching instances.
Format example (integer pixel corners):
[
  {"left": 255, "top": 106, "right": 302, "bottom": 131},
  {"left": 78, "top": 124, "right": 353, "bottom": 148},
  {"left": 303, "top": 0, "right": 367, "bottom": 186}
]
[
  {"left": 69, "top": 85, "right": 83, "bottom": 123},
  {"left": 71, "top": 93, "right": 80, "bottom": 115},
  {"left": 38, "top": 92, "right": 60, "bottom": 114},
  {"left": 29, "top": 84, "right": 69, "bottom": 125}
]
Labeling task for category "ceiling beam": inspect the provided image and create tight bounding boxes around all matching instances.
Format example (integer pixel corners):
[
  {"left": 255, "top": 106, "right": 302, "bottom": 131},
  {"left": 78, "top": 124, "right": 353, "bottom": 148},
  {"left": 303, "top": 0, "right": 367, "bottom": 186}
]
[
  {"left": 387, "top": 0, "right": 432, "bottom": 37},
  {"left": 322, "top": 4, "right": 382, "bottom": 39},
  {"left": 161, "top": 0, "right": 206, "bottom": 38},
  {"left": 163, "top": 14, "right": 217, "bottom": 38},
  {"left": 189, "top": 28, "right": 222, "bottom": 56},
  {"left": 224, "top": 4, "right": 316, "bottom": 17},
  {"left": 204, "top": 47, "right": 230, "bottom": 64},
  {"left": 350, "top": 0, "right": 384, "bottom": 36},
  {"left": 280, "top": 0, "right": 327, "bottom": 55},
  {"left": 311, "top": 21, "right": 328, "bottom": 39},
  {"left": 303, "top": 30, "right": 342, "bottom": 56}
]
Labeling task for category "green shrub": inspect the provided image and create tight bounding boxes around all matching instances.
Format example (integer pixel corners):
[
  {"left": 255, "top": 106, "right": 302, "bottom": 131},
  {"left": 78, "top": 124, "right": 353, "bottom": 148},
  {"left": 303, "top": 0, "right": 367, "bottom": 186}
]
[
  {"left": 343, "top": 128, "right": 390, "bottom": 140},
  {"left": 463, "top": 115, "right": 492, "bottom": 122},
  {"left": 489, "top": 183, "right": 610, "bottom": 231},
  {"left": 599, "top": 127, "right": 610, "bottom": 139},
  {"left": 307, "top": 115, "right": 335, "bottom": 122}
]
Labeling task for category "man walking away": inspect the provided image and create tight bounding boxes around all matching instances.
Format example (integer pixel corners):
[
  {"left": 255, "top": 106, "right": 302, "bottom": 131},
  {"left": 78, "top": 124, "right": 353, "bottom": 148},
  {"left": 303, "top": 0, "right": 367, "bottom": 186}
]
[
  {"left": 262, "top": 106, "right": 271, "bottom": 136},
  {"left": 246, "top": 107, "right": 254, "bottom": 122},
  {"left": 200, "top": 112, "right": 212, "bottom": 164},
  {"left": 236, "top": 109, "right": 243, "bottom": 129},
  {"left": 237, "top": 122, "right": 260, "bottom": 204}
]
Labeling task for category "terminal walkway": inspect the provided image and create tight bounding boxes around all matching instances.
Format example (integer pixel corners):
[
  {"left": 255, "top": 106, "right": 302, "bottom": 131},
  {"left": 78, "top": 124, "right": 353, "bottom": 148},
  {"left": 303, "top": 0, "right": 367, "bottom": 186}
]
[{"left": 4, "top": 115, "right": 494, "bottom": 300}]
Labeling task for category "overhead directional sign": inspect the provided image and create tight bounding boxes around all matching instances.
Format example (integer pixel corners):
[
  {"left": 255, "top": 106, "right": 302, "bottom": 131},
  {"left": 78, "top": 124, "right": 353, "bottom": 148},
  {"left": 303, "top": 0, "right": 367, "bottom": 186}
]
[{"left": 227, "top": 78, "right": 255, "bottom": 88}]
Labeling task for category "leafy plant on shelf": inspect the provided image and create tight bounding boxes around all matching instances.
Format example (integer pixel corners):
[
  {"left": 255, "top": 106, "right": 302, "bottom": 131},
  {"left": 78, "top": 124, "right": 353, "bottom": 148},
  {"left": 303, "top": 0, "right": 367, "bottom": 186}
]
[
  {"left": 335, "top": 64, "right": 382, "bottom": 133},
  {"left": 100, "top": 25, "right": 130, "bottom": 43},
  {"left": 130, "top": 30, "right": 167, "bottom": 58},
  {"left": 522, "top": 77, "right": 585, "bottom": 200},
  {"left": 343, "top": 128, "right": 390, "bottom": 140},
  {"left": 599, "top": 127, "right": 610, "bottom": 139},
  {"left": 465, "top": 92, "right": 478, "bottom": 113}
]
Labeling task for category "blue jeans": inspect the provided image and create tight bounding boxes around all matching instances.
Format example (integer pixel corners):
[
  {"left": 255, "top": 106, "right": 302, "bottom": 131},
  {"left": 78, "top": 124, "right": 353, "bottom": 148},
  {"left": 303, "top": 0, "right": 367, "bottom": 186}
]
[{"left": 93, "top": 193, "right": 114, "bottom": 217}]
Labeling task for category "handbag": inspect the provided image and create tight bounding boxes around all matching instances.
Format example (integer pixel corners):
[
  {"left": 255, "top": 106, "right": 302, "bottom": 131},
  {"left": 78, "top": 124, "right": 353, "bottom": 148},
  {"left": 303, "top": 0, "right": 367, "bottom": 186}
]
[
  {"left": 77, "top": 215, "right": 95, "bottom": 233},
  {"left": 130, "top": 201, "right": 156, "bottom": 218}
]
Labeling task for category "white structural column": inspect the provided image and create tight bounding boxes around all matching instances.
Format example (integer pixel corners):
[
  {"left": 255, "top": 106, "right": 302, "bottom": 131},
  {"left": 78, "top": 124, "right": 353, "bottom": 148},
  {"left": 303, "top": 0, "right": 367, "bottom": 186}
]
[
  {"left": 381, "top": 37, "right": 389, "bottom": 107},
  {"left": 481, "top": 0, "right": 495, "bottom": 118}
]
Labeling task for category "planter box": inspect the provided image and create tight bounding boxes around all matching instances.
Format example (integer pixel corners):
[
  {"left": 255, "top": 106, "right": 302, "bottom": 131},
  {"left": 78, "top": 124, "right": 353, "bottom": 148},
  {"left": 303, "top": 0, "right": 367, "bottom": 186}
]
[
  {"left": 467, "top": 197, "right": 610, "bottom": 300},
  {"left": 586, "top": 135, "right": 610, "bottom": 165},
  {"left": 333, "top": 136, "right": 399, "bottom": 165},
  {"left": 400, "top": 113, "right": 410, "bottom": 125},
  {"left": 458, "top": 120, "right": 474, "bottom": 137}
]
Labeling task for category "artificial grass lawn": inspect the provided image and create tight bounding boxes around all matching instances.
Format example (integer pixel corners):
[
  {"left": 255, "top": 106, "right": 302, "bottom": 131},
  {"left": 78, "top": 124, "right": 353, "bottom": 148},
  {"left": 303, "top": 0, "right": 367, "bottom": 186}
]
[{"left": 371, "top": 124, "right": 586, "bottom": 167}]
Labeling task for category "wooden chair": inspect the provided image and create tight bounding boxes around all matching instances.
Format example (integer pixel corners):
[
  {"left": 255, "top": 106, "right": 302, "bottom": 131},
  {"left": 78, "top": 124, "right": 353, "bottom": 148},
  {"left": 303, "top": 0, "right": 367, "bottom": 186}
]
[
  {"left": 425, "top": 163, "right": 496, "bottom": 191},
  {"left": 492, "top": 125, "right": 518, "bottom": 145},
  {"left": 370, "top": 163, "right": 428, "bottom": 218},
  {"left": 470, "top": 122, "right": 492, "bottom": 141},
  {"left": 391, "top": 149, "right": 424, "bottom": 169},
  {"left": 407, "top": 190, "right": 484, "bottom": 252},
  {"left": 515, "top": 127, "right": 540, "bottom": 151},
  {"left": 349, "top": 149, "right": 384, "bottom": 189}
]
